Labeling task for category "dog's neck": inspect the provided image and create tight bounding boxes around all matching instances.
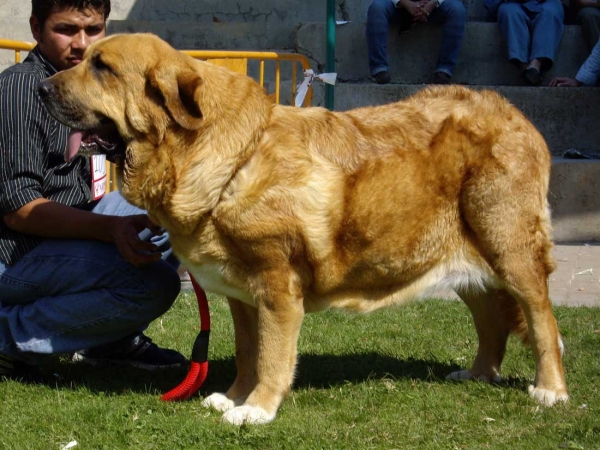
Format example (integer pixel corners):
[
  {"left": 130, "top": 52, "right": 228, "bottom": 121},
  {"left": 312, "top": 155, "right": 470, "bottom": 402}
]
[{"left": 122, "top": 100, "right": 272, "bottom": 236}]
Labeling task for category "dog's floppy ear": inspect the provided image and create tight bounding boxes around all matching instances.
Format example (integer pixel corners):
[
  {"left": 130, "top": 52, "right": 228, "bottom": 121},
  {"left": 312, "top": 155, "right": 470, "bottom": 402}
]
[{"left": 149, "top": 64, "right": 203, "bottom": 130}]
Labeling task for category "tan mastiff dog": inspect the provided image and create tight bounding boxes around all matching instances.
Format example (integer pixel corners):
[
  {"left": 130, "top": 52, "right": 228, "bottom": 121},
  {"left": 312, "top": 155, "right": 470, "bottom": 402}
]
[{"left": 38, "top": 33, "right": 568, "bottom": 425}]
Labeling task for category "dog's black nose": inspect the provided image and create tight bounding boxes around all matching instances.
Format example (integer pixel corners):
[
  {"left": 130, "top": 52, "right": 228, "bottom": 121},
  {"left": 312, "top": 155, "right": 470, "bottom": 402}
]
[{"left": 37, "top": 80, "right": 54, "bottom": 99}]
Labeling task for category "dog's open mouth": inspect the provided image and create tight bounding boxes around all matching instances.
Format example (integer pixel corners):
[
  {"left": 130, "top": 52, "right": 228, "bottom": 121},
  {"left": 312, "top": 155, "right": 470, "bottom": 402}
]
[{"left": 66, "top": 125, "right": 126, "bottom": 165}]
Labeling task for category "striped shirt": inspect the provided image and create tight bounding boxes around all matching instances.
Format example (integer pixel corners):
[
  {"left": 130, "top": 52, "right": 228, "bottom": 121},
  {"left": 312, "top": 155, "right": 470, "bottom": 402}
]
[{"left": 0, "top": 47, "right": 94, "bottom": 265}]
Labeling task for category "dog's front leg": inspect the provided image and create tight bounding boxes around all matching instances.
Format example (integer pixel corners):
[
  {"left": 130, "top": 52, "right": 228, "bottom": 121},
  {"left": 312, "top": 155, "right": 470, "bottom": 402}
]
[
  {"left": 202, "top": 297, "right": 258, "bottom": 413},
  {"left": 221, "top": 275, "right": 305, "bottom": 425}
]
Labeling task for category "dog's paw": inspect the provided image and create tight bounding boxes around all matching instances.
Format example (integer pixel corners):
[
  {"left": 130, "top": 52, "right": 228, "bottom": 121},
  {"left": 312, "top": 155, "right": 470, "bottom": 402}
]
[
  {"left": 221, "top": 405, "right": 275, "bottom": 426},
  {"left": 528, "top": 385, "right": 569, "bottom": 406},
  {"left": 446, "top": 369, "right": 501, "bottom": 383},
  {"left": 446, "top": 369, "right": 473, "bottom": 381},
  {"left": 201, "top": 393, "right": 236, "bottom": 412}
]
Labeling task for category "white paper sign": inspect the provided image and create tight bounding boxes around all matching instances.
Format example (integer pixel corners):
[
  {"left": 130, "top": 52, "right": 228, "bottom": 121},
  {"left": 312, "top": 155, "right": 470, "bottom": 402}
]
[
  {"left": 295, "top": 69, "right": 338, "bottom": 107},
  {"left": 90, "top": 154, "right": 107, "bottom": 200}
]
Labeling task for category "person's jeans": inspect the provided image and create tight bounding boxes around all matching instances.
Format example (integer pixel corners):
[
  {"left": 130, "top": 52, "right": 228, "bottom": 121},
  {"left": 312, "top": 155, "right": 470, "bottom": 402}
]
[
  {"left": 0, "top": 191, "right": 180, "bottom": 364},
  {"left": 366, "top": 0, "right": 466, "bottom": 77},
  {"left": 497, "top": 0, "right": 565, "bottom": 69}
]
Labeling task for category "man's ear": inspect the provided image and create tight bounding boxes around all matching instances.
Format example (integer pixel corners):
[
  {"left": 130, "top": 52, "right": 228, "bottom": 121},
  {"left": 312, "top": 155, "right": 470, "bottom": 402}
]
[
  {"left": 30, "top": 16, "right": 42, "bottom": 43},
  {"left": 148, "top": 64, "right": 203, "bottom": 130}
]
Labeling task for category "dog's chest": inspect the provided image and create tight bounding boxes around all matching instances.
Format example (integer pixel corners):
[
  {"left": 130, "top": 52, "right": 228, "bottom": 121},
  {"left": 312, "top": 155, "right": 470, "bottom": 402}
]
[{"left": 181, "top": 259, "right": 254, "bottom": 305}]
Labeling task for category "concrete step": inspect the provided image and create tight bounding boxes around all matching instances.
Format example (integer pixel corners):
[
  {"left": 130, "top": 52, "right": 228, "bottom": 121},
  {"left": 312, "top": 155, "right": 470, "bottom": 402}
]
[
  {"left": 550, "top": 159, "right": 600, "bottom": 242},
  {"left": 107, "top": 20, "right": 296, "bottom": 51},
  {"left": 308, "top": 83, "right": 600, "bottom": 157},
  {"left": 109, "top": 0, "right": 349, "bottom": 24},
  {"left": 108, "top": 0, "right": 489, "bottom": 23},
  {"left": 297, "top": 22, "right": 588, "bottom": 85}
]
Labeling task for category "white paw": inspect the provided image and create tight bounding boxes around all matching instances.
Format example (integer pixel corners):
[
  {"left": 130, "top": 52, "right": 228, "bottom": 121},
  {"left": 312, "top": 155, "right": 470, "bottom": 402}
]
[
  {"left": 222, "top": 405, "right": 275, "bottom": 426},
  {"left": 446, "top": 369, "right": 501, "bottom": 383},
  {"left": 447, "top": 369, "right": 473, "bottom": 381},
  {"left": 528, "top": 385, "right": 569, "bottom": 406},
  {"left": 201, "top": 393, "right": 235, "bottom": 412}
]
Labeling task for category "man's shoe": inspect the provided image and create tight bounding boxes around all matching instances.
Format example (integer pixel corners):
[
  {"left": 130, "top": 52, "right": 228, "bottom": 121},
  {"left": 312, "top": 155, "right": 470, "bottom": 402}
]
[
  {"left": 0, "top": 353, "right": 43, "bottom": 382},
  {"left": 373, "top": 71, "right": 391, "bottom": 85},
  {"left": 522, "top": 67, "right": 542, "bottom": 86},
  {"left": 432, "top": 72, "right": 452, "bottom": 85},
  {"left": 72, "top": 333, "right": 187, "bottom": 371}
]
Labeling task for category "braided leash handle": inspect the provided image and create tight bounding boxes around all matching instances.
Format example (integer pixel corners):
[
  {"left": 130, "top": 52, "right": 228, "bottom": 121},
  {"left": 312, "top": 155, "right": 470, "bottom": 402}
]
[{"left": 161, "top": 275, "right": 210, "bottom": 402}]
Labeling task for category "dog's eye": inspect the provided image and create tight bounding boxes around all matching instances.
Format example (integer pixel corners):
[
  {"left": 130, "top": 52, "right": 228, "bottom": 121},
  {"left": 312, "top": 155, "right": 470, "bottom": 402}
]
[{"left": 92, "top": 55, "right": 117, "bottom": 76}]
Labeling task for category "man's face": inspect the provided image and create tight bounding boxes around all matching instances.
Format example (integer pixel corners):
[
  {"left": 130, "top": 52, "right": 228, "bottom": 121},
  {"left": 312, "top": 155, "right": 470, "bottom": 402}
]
[{"left": 30, "top": 7, "right": 106, "bottom": 72}]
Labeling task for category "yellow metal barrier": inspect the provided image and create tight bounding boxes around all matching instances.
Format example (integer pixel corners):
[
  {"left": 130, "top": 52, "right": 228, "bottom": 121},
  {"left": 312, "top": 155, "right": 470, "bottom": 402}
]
[
  {"left": 0, "top": 40, "right": 313, "bottom": 106},
  {"left": 0, "top": 38, "right": 34, "bottom": 63},
  {"left": 182, "top": 50, "right": 313, "bottom": 107},
  {"left": 2, "top": 39, "right": 313, "bottom": 193}
]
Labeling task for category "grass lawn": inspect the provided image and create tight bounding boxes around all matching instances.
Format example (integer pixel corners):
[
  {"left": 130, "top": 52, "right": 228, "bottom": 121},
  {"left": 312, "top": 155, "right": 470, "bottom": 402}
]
[{"left": 0, "top": 293, "right": 598, "bottom": 450}]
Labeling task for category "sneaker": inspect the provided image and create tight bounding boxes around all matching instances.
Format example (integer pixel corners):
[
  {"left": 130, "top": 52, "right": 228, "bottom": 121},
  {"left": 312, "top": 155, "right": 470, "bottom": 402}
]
[
  {"left": 0, "top": 353, "right": 43, "bottom": 383},
  {"left": 373, "top": 71, "right": 391, "bottom": 85},
  {"left": 432, "top": 72, "right": 452, "bottom": 85},
  {"left": 72, "top": 333, "right": 187, "bottom": 371}
]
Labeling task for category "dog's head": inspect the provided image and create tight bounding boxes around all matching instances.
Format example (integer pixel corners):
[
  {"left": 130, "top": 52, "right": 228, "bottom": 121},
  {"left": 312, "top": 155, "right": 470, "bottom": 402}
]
[
  {"left": 39, "top": 33, "right": 271, "bottom": 223},
  {"left": 38, "top": 33, "right": 207, "bottom": 165}
]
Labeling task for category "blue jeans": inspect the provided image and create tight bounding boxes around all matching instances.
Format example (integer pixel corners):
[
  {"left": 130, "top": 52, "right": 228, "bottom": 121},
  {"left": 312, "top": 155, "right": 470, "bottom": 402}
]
[
  {"left": 366, "top": 0, "right": 467, "bottom": 76},
  {"left": 497, "top": 0, "right": 564, "bottom": 69},
  {"left": 0, "top": 191, "right": 180, "bottom": 365}
]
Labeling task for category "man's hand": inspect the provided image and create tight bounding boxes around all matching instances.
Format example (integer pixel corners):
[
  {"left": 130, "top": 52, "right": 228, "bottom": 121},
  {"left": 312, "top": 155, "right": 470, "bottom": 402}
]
[
  {"left": 4, "top": 199, "right": 165, "bottom": 267},
  {"left": 398, "top": 0, "right": 423, "bottom": 17},
  {"left": 399, "top": 0, "right": 437, "bottom": 22},
  {"left": 549, "top": 77, "right": 582, "bottom": 87},
  {"left": 107, "top": 214, "right": 164, "bottom": 267},
  {"left": 416, "top": 0, "right": 437, "bottom": 21}
]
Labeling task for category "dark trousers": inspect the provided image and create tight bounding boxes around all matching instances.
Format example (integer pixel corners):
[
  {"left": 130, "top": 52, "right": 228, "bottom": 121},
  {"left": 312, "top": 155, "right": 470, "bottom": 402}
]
[{"left": 577, "top": 7, "right": 600, "bottom": 53}]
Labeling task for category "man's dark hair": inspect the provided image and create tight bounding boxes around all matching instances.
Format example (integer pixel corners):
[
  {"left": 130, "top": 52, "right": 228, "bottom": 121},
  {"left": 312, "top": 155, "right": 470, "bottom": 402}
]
[{"left": 32, "top": 0, "right": 111, "bottom": 28}]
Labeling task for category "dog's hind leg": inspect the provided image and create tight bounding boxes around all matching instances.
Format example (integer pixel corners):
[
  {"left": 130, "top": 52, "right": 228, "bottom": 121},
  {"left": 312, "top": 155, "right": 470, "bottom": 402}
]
[
  {"left": 450, "top": 287, "right": 532, "bottom": 383},
  {"left": 461, "top": 181, "right": 568, "bottom": 405},
  {"left": 202, "top": 297, "right": 259, "bottom": 413},
  {"left": 495, "top": 255, "right": 568, "bottom": 406}
]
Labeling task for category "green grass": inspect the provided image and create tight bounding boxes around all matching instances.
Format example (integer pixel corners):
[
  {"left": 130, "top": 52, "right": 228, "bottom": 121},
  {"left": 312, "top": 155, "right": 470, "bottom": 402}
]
[{"left": 1, "top": 294, "right": 598, "bottom": 450}]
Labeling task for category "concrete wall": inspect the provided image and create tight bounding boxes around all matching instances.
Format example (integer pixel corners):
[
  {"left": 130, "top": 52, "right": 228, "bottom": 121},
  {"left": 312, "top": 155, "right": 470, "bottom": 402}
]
[{"left": 0, "top": 0, "right": 372, "bottom": 25}]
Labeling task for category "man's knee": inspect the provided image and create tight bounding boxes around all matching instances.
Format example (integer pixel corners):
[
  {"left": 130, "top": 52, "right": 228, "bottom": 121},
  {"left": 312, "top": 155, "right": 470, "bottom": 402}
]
[
  {"left": 539, "top": 0, "right": 565, "bottom": 21},
  {"left": 497, "top": 2, "right": 526, "bottom": 22},
  {"left": 136, "top": 261, "right": 181, "bottom": 317},
  {"left": 442, "top": 0, "right": 467, "bottom": 22},
  {"left": 368, "top": 0, "right": 394, "bottom": 20}
]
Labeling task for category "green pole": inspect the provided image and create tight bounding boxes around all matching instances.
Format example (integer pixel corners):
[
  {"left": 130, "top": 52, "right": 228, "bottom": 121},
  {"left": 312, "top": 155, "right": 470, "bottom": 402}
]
[{"left": 325, "top": 0, "right": 335, "bottom": 110}]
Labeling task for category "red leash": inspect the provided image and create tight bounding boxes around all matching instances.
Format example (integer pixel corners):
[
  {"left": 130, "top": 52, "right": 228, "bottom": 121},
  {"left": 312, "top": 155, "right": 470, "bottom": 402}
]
[{"left": 161, "top": 275, "right": 210, "bottom": 401}]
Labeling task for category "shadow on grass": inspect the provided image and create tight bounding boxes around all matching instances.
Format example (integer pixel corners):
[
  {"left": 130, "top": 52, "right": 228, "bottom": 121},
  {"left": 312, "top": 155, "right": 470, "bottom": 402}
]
[{"left": 38, "top": 352, "right": 530, "bottom": 397}]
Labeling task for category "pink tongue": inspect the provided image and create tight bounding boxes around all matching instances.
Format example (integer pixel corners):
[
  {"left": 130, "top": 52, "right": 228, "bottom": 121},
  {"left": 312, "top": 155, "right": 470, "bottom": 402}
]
[{"left": 66, "top": 129, "right": 84, "bottom": 162}]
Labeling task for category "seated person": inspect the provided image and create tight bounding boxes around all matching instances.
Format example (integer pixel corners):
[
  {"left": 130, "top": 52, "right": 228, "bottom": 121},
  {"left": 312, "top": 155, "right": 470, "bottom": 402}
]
[
  {"left": 0, "top": 0, "right": 186, "bottom": 381},
  {"left": 366, "top": 0, "right": 467, "bottom": 84},
  {"left": 484, "top": 0, "right": 568, "bottom": 86}
]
